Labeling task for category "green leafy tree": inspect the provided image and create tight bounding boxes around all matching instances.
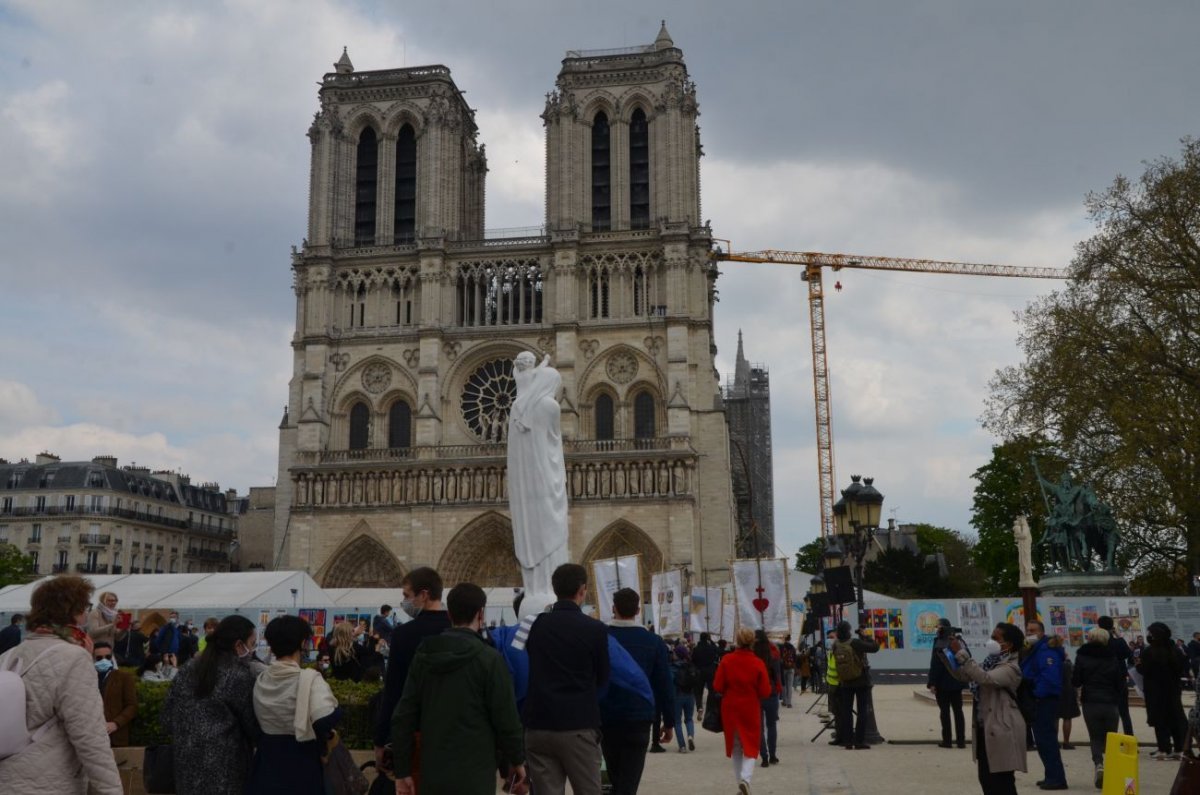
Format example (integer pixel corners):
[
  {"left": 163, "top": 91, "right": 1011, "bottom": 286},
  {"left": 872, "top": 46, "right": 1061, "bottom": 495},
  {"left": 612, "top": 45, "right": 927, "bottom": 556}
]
[
  {"left": 793, "top": 538, "right": 825, "bottom": 573},
  {"left": 0, "top": 542, "right": 34, "bottom": 588},
  {"left": 911, "top": 523, "right": 984, "bottom": 596},
  {"left": 984, "top": 139, "right": 1200, "bottom": 587},
  {"left": 969, "top": 437, "right": 1068, "bottom": 595},
  {"left": 863, "top": 547, "right": 944, "bottom": 599}
]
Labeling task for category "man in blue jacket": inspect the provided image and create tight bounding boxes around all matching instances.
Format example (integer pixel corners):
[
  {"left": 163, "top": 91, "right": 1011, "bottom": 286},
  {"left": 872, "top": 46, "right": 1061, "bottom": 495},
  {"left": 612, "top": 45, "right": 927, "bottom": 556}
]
[
  {"left": 599, "top": 588, "right": 675, "bottom": 795},
  {"left": 1022, "top": 619, "right": 1068, "bottom": 790}
]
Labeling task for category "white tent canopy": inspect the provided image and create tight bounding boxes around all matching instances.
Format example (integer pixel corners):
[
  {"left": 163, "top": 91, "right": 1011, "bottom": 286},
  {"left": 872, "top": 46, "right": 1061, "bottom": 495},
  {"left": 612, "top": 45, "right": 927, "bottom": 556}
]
[{"left": 0, "top": 571, "right": 333, "bottom": 616}]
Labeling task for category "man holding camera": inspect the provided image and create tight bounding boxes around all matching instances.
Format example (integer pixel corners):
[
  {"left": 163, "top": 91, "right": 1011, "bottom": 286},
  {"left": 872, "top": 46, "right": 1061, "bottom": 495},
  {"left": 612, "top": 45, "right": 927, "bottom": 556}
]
[
  {"left": 831, "top": 620, "right": 879, "bottom": 749},
  {"left": 928, "top": 617, "right": 967, "bottom": 748}
]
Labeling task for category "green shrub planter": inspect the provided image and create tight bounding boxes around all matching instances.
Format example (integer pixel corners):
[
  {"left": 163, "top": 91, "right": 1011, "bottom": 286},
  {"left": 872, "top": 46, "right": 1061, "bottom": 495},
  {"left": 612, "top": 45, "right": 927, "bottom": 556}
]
[{"left": 128, "top": 673, "right": 384, "bottom": 750}]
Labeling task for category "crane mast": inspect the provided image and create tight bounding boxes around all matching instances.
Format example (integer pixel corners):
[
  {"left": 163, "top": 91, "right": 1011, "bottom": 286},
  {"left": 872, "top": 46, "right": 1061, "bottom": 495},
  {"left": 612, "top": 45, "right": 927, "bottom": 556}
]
[{"left": 713, "top": 245, "right": 1068, "bottom": 541}]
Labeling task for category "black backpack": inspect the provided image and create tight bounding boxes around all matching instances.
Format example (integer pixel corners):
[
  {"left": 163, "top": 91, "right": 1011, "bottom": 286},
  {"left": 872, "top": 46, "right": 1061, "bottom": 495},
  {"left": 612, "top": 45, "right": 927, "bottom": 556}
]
[
  {"left": 1007, "top": 678, "right": 1036, "bottom": 724},
  {"left": 674, "top": 662, "right": 700, "bottom": 691}
]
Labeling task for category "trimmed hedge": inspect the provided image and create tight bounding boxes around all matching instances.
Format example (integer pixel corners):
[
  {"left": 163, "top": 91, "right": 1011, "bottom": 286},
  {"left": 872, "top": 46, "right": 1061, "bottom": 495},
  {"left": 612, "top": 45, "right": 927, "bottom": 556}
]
[{"left": 127, "top": 672, "right": 384, "bottom": 750}]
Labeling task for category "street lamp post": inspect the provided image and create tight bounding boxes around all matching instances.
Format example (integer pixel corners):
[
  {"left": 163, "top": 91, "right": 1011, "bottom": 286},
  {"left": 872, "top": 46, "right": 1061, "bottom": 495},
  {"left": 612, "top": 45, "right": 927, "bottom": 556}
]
[{"left": 836, "top": 474, "right": 885, "bottom": 744}]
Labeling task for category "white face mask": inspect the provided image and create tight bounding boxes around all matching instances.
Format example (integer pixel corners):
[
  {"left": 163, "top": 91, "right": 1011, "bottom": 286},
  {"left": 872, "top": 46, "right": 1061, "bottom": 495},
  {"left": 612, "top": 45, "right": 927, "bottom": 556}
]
[
  {"left": 1026, "top": 633, "right": 1040, "bottom": 644},
  {"left": 985, "top": 639, "right": 1003, "bottom": 657}
]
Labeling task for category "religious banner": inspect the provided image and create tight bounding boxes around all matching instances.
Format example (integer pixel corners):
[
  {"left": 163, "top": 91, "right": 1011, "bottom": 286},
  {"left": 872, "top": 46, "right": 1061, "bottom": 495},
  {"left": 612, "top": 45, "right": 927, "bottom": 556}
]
[
  {"left": 651, "top": 569, "right": 685, "bottom": 636},
  {"left": 592, "top": 555, "right": 642, "bottom": 623},
  {"left": 722, "top": 601, "right": 737, "bottom": 643},
  {"left": 689, "top": 586, "right": 724, "bottom": 634},
  {"left": 732, "top": 558, "right": 790, "bottom": 633}
]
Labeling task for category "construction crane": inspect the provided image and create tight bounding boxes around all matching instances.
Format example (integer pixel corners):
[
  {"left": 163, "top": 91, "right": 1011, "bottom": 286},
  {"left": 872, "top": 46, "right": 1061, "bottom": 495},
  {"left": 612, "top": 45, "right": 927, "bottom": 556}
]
[{"left": 711, "top": 245, "right": 1069, "bottom": 541}]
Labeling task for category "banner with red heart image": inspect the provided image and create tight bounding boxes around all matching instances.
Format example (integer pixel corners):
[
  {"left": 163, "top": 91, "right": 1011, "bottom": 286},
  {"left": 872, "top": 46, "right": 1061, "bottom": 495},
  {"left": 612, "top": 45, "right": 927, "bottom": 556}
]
[{"left": 733, "top": 558, "right": 790, "bottom": 633}]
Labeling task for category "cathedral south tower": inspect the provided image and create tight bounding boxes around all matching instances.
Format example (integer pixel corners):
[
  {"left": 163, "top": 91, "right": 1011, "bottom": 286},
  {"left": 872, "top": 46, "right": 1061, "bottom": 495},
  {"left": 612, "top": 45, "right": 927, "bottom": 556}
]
[{"left": 275, "top": 26, "right": 735, "bottom": 598}]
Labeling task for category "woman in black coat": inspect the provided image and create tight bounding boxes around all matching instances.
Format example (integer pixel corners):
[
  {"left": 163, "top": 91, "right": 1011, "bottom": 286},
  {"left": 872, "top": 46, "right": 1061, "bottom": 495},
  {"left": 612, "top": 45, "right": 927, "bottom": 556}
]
[
  {"left": 1073, "top": 627, "right": 1126, "bottom": 788},
  {"left": 1136, "top": 621, "right": 1188, "bottom": 759}
]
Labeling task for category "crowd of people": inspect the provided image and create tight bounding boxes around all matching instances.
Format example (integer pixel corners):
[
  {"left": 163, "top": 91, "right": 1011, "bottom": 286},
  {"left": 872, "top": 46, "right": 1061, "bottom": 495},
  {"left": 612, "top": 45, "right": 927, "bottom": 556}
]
[{"left": 4, "top": 571, "right": 1200, "bottom": 795}]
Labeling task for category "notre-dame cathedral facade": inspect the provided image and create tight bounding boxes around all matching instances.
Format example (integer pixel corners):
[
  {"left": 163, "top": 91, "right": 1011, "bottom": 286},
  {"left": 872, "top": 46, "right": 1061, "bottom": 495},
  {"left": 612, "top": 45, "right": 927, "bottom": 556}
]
[{"left": 274, "top": 24, "right": 736, "bottom": 596}]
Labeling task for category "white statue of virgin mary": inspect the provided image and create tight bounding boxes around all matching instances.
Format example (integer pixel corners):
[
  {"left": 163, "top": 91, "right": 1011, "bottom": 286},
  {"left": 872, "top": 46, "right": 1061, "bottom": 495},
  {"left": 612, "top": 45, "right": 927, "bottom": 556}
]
[{"left": 507, "top": 351, "right": 569, "bottom": 611}]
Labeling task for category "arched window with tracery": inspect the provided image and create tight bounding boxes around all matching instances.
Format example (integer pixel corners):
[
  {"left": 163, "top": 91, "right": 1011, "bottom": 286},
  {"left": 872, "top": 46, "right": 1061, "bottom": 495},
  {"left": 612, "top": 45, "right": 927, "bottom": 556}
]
[
  {"left": 595, "top": 393, "right": 614, "bottom": 442},
  {"left": 394, "top": 124, "right": 416, "bottom": 243},
  {"left": 591, "top": 112, "right": 611, "bottom": 231},
  {"left": 388, "top": 400, "right": 412, "bottom": 450},
  {"left": 629, "top": 107, "right": 650, "bottom": 230},
  {"left": 349, "top": 402, "right": 370, "bottom": 450},
  {"left": 355, "top": 127, "right": 378, "bottom": 245},
  {"left": 633, "top": 390, "right": 656, "bottom": 440}
]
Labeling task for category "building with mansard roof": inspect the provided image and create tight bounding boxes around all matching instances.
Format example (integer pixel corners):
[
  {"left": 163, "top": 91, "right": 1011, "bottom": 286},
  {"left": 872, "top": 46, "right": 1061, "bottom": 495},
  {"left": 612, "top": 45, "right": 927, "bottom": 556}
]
[
  {"left": 275, "top": 24, "right": 737, "bottom": 597},
  {"left": 0, "top": 452, "right": 237, "bottom": 577}
]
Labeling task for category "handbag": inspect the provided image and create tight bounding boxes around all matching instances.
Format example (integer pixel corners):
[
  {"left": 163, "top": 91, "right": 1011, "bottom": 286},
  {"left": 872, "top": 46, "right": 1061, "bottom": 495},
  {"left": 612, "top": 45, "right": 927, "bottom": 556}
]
[
  {"left": 142, "top": 744, "right": 175, "bottom": 794},
  {"left": 1170, "top": 727, "right": 1200, "bottom": 795},
  {"left": 701, "top": 690, "right": 722, "bottom": 733},
  {"left": 323, "top": 730, "right": 369, "bottom": 795}
]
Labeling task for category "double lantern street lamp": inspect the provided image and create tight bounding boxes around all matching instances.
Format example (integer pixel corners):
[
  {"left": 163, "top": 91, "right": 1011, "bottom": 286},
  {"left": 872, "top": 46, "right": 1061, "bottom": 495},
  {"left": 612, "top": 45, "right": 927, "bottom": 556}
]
[{"left": 831, "top": 474, "right": 884, "bottom": 611}]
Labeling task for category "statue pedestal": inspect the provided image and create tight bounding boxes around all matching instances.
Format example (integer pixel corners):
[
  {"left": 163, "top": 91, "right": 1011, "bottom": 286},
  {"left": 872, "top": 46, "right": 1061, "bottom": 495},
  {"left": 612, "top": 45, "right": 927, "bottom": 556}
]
[{"left": 1038, "top": 571, "right": 1127, "bottom": 597}]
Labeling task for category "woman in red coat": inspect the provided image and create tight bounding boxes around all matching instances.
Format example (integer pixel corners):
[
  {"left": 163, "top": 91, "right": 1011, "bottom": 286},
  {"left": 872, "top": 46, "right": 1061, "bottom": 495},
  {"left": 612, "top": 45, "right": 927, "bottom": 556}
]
[{"left": 714, "top": 627, "right": 772, "bottom": 794}]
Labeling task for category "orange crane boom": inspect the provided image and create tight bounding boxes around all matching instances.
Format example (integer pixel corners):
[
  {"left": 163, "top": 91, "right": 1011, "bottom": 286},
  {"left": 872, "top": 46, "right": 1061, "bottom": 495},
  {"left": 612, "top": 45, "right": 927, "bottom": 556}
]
[{"left": 712, "top": 245, "right": 1069, "bottom": 542}]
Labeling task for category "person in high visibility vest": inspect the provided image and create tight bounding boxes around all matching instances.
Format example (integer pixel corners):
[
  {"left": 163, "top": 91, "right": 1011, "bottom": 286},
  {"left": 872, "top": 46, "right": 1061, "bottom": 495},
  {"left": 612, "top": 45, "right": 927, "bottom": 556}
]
[{"left": 826, "top": 641, "right": 842, "bottom": 745}]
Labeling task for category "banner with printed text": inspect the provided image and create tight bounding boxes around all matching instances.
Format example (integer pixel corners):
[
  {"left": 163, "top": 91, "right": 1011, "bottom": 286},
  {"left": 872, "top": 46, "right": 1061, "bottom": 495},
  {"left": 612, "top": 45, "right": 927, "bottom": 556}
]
[
  {"left": 651, "top": 569, "right": 685, "bottom": 637},
  {"left": 733, "top": 558, "right": 790, "bottom": 633},
  {"left": 1105, "top": 598, "right": 1144, "bottom": 644},
  {"left": 910, "top": 602, "right": 946, "bottom": 650},
  {"left": 592, "top": 556, "right": 642, "bottom": 623},
  {"left": 956, "top": 600, "right": 993, "bottom": 652},
  {"left": 689, "top": 586, "right": 725, "bottom": 635}
]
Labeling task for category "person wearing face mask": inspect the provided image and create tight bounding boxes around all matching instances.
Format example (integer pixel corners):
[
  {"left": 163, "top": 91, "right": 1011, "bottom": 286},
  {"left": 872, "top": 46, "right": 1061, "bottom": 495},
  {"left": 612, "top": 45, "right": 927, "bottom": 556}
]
[
  {"left": 0, "top": 613, "right": 24, "bottom": 654},
  {"left": 373, "top": 567, "right": 450, "bottom": 778},
  {"left": 93, "top": 641, "right": 137, "bottom": 747},
  {"left": 161, "top": 615, "right": 261, "bottom": 795},
  {"left": 154, "top": 611, "right": 183, "bottom": 668},
  {"left": 392, "top": 583, "right": 527, "bottom": 795},
  {"left": 948, "top": 623, "right": 1028, "bottom": 795},
  {"left": 1021, "top": 620, "right": 1068, "bottom": 790},
  {"left": 0, "top": 575, "right": 123, "bottom": 794},
  {"left": 248, "top": 615, "right": 342, "bottom": 795}
]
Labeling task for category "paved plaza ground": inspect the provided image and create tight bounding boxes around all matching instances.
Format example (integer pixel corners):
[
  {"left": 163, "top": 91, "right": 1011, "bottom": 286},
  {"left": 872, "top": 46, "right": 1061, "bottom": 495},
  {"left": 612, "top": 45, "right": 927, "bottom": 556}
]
[
  {"left": 111, "top": 684, "right": 1194, "bottom": 794},
  {"left": 626, "top": 684, "right": 1189, "bottom": 794}
]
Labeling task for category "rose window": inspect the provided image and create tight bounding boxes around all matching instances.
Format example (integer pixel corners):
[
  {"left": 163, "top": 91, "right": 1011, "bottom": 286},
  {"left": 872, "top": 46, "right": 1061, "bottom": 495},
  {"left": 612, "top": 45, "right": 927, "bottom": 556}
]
[{"left": 461, "top": 358, "right": 517, "bottom": 442}]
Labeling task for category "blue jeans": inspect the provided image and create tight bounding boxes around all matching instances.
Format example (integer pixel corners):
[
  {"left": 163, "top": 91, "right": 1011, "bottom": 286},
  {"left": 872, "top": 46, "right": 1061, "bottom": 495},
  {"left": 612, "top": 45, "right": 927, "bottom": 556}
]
[
  {"left": 1033, "top": 696, "right": 1066, "bottom": 785},
  {"left": 675, "top": 692, "right": 695, "bottom": 747},
  {"left": 760, "top": 694, "right": 779, "bottom": 759}
]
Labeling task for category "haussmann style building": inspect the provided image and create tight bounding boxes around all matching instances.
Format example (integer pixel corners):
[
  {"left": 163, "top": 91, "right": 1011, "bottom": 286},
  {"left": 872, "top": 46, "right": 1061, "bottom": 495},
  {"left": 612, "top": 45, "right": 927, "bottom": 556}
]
[
  {"left": 0, "top": 453, "right": 238, "bottom": 577},
  {"left": 274, "top": 24, "right": 737, "bottom": 597}
]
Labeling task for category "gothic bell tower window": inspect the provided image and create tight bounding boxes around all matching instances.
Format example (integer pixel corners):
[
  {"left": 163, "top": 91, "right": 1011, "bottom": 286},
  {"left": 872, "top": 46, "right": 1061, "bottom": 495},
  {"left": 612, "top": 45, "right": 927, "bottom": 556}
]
[
  {"left": 591, "top": 112, "right": 611, "bottom": 231},
  {"left": 388, "top": 400, "right": 412, "bottom": 449},
  {"left": 633, "top": 390, "right": 656, "bottom": 440},
  {"left": 394, "top": 124, "right": 416, "bottom": 243},
  {"left": 595, "top": 393, "right": 615, "bottom": 441},
  {"left": 349, "top": 402, "right": 370, "bottom": 450},
  {"left": 629, "top": 108, "right": 650, "bottom": 230},
  {"left": 355, "top": 128, "right": 378, "bottom": 245}
]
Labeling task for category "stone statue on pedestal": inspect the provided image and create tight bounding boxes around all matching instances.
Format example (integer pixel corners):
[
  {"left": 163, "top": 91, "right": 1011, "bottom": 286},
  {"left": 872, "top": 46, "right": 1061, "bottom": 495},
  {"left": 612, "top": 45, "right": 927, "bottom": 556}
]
[
  {"left": 508, "top": 352, "right": 569, "bottom": 615},
  {"left": 1013, "top": 515, "right": 1037, "bottom": 589}
]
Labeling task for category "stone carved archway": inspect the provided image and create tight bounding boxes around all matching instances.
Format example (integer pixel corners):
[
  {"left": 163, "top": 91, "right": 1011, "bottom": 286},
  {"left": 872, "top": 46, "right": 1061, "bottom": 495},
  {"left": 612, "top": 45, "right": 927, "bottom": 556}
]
[
  {"left": 437, "top": 511, "right": 522, "bottom": 587},
  {"left": 321, "top": 532, "right": 407, "bottom": 588},
  {"left": 581, "top": 520, "right": 663, "bottom": 603}
]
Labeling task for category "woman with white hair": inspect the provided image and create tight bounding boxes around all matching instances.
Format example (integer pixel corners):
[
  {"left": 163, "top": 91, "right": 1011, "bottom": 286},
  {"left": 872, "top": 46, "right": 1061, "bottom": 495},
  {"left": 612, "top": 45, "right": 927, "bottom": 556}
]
[{"left": 1072, "top": 627, "right": 1125, "bottom": 789}]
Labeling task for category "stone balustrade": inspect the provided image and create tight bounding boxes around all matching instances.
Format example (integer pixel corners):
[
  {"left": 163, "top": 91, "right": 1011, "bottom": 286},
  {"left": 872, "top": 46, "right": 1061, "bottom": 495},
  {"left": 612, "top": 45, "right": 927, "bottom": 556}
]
[{"left": 291, "top": 441, "right": 694, "bottom": 509}]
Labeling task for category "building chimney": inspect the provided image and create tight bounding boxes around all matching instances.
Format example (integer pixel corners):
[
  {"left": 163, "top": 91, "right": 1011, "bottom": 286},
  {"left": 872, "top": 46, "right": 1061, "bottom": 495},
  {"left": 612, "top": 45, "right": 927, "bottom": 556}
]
[
  {"left": 36, "top": 451, "right": 60, "bottom": 465},
  {"left": 92, "top": 455, "right": 118, "bottom": 468}
]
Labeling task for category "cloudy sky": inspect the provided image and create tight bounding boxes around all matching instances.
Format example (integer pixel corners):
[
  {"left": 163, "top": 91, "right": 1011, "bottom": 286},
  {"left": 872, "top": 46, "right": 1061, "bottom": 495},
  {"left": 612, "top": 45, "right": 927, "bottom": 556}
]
[{"left": 2, "top": 1, "right": 1198, "bottom": 558}]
